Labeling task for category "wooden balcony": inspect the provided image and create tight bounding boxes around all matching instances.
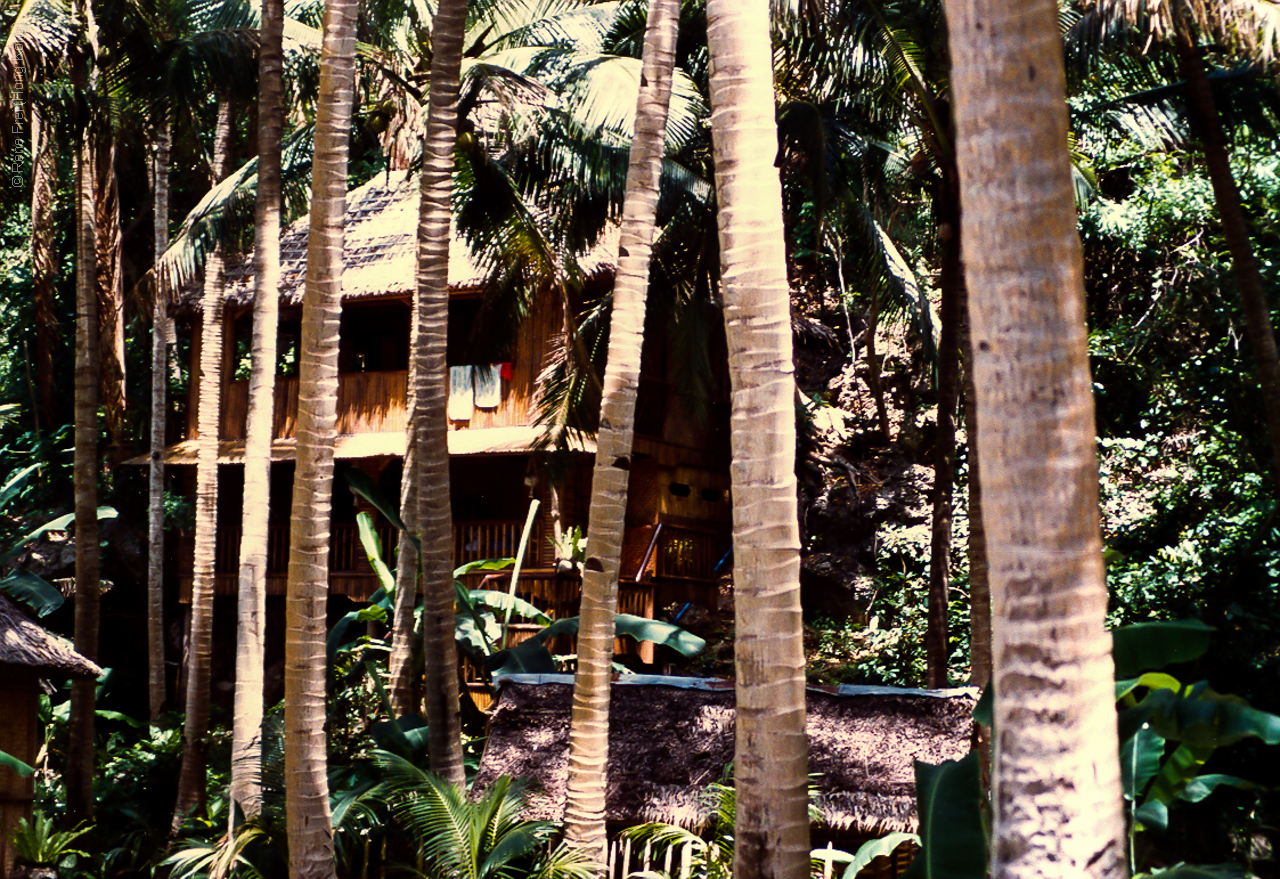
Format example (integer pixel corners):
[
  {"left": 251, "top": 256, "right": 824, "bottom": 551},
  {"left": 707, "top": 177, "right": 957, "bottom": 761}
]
[
  {"left": 177, "top": 517, "right": 721, "bottom": 607},
  {"left": 178, "top": 518, "right": 542, "bottom": 601}
]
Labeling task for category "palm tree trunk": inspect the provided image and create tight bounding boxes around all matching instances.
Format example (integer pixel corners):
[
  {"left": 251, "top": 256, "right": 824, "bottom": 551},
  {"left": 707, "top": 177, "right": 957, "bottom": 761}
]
[
  {"left": 232, "top": 0, "right": 284, "bottom": 821},
  {"left": 284, "top": 0, "right": 358, "bottom": 864},
  {"left": 173, "top": 99, "right": 233, "bottom": 833},
  {"left": 925, "top": 161, "right": 961, "bottom": 689},
  {"left": 68, "top": 97, "right": 101, "bottom": 828},
  {"left": 410, "top": 0, "right": 469, "bottom": 787},
  {"left": 1173, "top": 35, "right": 1280, "bottom": 476},
  {"left": 31, "top": 103, "right": 58, "bottom": 433},
  {"left": 148, "top": 121, "right": 171, "bottom": 721},
  {"left": 389, "top": 437, "right": 421, "bottom": 716},
  {"left": 942, "top": 0, "right": 1127, "bottom": 874},
  {"left": 95, "top": 131, "right": 127, "bottom": 454},
  {"left": 706, "top": 2, "right": 812, "bottom": 878},
  {"left": 562, "top": 0, "right": 681, "bottom": 859}
]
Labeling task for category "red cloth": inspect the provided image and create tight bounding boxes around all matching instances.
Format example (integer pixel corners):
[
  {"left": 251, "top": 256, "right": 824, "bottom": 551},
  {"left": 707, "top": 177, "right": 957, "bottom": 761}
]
[{"left": 499, "top": 361, "right": 513, "bottom": 381}]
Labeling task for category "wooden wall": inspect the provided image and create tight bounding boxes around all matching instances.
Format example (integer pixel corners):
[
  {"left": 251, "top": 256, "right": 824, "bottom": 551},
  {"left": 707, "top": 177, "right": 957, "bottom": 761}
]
[
  {"left": 191, "top": 291, "right": 567, "bottom": 442},
  {"left": 0, "top": 669, "right": 38, "bottom": 879}
]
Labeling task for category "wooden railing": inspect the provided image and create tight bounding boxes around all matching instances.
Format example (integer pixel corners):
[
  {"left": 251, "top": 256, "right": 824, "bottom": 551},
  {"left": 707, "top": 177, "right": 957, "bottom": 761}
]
[
  {"left": 180, "top": 517, "right": 540, "bottom": 601},
  {"left": 626, "top": 522, "right": 725, "bottom": 584},
  {"left": 455, "top": 519, "right": 532, "bottom": 568},
  {"left": 184, "top": 516, "right": 719, "bottom": 603},
  {"left": 654, "top": 524, "right": 723, "bottom": 582}
]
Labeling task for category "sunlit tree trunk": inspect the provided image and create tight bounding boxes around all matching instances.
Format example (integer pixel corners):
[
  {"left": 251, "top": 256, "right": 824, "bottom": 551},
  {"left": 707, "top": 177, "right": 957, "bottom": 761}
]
[
  {"left": 283, "top": 0, "right": 357, "bottom": 866},
  {"left": 943, "top": 0, "right": 1128, "bottom": 875},
  {"left": 31, "top": 103, "right": 58, "bottom": 433},
  {"left": 410, "top": 0, "right": 468, "bottom": 786},
  {"left": 1173, "top": 33, "right": 1280, "bottom": 476},
  {"left": 173, "top": 99, "right": 233, "bottom": 833},
  {"left": 706, "top": 2, "right": 812, "bottom": 877},
  {"left": 148, "top": 121, "right": 171, "bottom": 721},
  {"left": 562, "top": 0, "right": 681, "bottom": 860},
  {"left": 232, "top": 0, "right": 284, "bottom": 821},
  {"left": 68, "top": 79, "right": 101, "bottom": 827}
]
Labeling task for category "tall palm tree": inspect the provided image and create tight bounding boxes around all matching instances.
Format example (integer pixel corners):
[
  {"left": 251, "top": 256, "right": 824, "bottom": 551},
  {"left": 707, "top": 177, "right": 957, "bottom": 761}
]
[
  {"left": 68, "top": 80, "right": 102, "bottom": 831},
  {"left": 174, "top": 97, "right": 234, "bottom": 832},
  {"left": 149, "top": 120, "right": 171, "bottom": 721},
  {"left": 407, "top": 0, "right": 470, "bottom": 787},
  {"left": 705, "top": 2, "right": 812, "bottom": 879},
  {"left": 283, "top": 0, "right": 358, "bottom": 864},
  {"left": 561, "top": 0, "right": 681, "bottom": 860},
  {"left": 232, "top": 0, "right": 286, "bottom": 822},
  {"left": 95, "top": 127, "right": 127, "bottom": 454},
  {"left": 941, "top": 0, "right": 1128, "bottom": 874},
  {"left": 63, "top": 0, "right": 104, "bottom": 820}
]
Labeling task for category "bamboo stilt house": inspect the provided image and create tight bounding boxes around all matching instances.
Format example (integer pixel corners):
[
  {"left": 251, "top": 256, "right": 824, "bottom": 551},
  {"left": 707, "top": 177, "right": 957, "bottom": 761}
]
[
  {"left": 133, "top": 169, "right": 735, "bottom": 669},
  {"left": 0, "top": 596, "right": 102, "bottom": 878}
]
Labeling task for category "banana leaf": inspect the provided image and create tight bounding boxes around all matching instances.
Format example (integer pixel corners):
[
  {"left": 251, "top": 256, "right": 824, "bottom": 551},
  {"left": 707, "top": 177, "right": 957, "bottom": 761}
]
[
  {"left": 901, "top": 753, "right": 986, "bottom": 879},
  {"left": 1112, "top": 620, "right": 1214, "bottom": 678},
  {"left": 0, "top": 570, "right": 64, "bottom": 617}
]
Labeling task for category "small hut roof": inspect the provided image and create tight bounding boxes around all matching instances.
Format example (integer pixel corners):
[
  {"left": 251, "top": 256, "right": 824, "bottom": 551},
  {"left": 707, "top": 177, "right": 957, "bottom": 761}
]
[
  {"left": 0, "top": 595, "right": 103, "bottom": 678},
  {"left": 473, "top": 675, "right": 976, "bottom": 836},
  {"left": 178, "top": 170, "right": 617, "bottom": 312}
]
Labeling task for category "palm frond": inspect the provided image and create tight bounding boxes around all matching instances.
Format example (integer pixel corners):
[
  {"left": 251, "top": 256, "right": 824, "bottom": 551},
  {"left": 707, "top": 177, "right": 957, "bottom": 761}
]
[
  {"left": 1093, "top": 0, "right": 1280, "bottom": 67},
  {"left": 141, "top": 123, "right": 313, "bottom": 308},
  {"left": 2, "top": 0, "right": 74, "bottom": 78}
]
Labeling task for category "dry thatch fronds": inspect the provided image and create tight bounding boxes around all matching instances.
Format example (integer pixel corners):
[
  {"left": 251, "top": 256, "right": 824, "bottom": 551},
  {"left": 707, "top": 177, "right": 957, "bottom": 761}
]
[
  {"left": 472, "top": 675, "right": 976, "bottom": 836},
  {"left": 1093, "top": 0, "right": 1280, "bottom": 64},
  {"left": 0, "top": 595, "right": 103, "bottom": 677}
]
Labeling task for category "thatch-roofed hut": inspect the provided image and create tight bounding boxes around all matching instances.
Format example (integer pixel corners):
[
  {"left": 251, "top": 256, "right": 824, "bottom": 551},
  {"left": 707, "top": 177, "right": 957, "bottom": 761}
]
[
  {"left": 473, "top": 674, "right": 976, "bottom": 849},
  {"left": 0, "top": 596, "right": 102, "bottom": 878}
]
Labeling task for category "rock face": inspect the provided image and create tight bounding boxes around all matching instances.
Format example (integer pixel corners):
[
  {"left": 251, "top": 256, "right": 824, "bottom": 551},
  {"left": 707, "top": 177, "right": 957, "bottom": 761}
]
[
  {"left": 793, "top": 324, "right": 937, "bottom": 624},
  {"left": 800, "top": 553, "right": 878, "bottom": 620}
]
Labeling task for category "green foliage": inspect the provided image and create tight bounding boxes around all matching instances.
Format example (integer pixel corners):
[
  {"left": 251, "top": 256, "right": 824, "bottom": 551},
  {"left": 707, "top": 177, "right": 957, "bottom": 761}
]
[
  {"left": 479, "top": 612, "right": 706, "bottom": 678},
  {"left": 0, "top": 497, "right": 118, "bottom": 617},
  {"left": 165, "top": 815, "right": 284, "bottom": 879},
  {"left": 0, "top": 748, "right": 35, "bottom": 776},
  {"left": 623, "top": 775, "right": 871, "bottom": 879},
  {"left": 9, "top": 811, "right": 90, "bottom": 868},
  {"left": 363, "top": 752, "right": 597, "bottom": 879},
  {"left": 1113, "top": 620, "right": 1216, "bottom": 679},
  {"left": 900, "top": 754, "right": 985, "bottom": 879},
  {"left": 816, "top": 832, "right": 921, "bottom": 879}
]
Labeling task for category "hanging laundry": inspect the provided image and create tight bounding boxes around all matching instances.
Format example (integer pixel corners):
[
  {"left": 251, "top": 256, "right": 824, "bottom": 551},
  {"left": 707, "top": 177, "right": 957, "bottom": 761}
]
[
  {"left": 448, "top": 365, "right": 474, "bottom": 421},
  {"left": 474, "top": 364, "right": 501, "bottom": 408},
  {"left": 499, "top": 361, "right": 514, "bottom": 381}
]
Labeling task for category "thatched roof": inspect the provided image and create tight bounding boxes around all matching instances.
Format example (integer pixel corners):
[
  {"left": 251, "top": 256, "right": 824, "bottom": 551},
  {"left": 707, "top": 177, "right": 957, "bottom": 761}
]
[
  {"left": 178, "top": 170, "right": 617, "bottom": 312},
  {"left": 473, "top": 675, "right": 976, "bottom": 836},
  {"left": 123, "top": 426, "right": 596, "bottom": 466},
  {"left": 0, "top": 595, "right": 103, "bottom": 678}
]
